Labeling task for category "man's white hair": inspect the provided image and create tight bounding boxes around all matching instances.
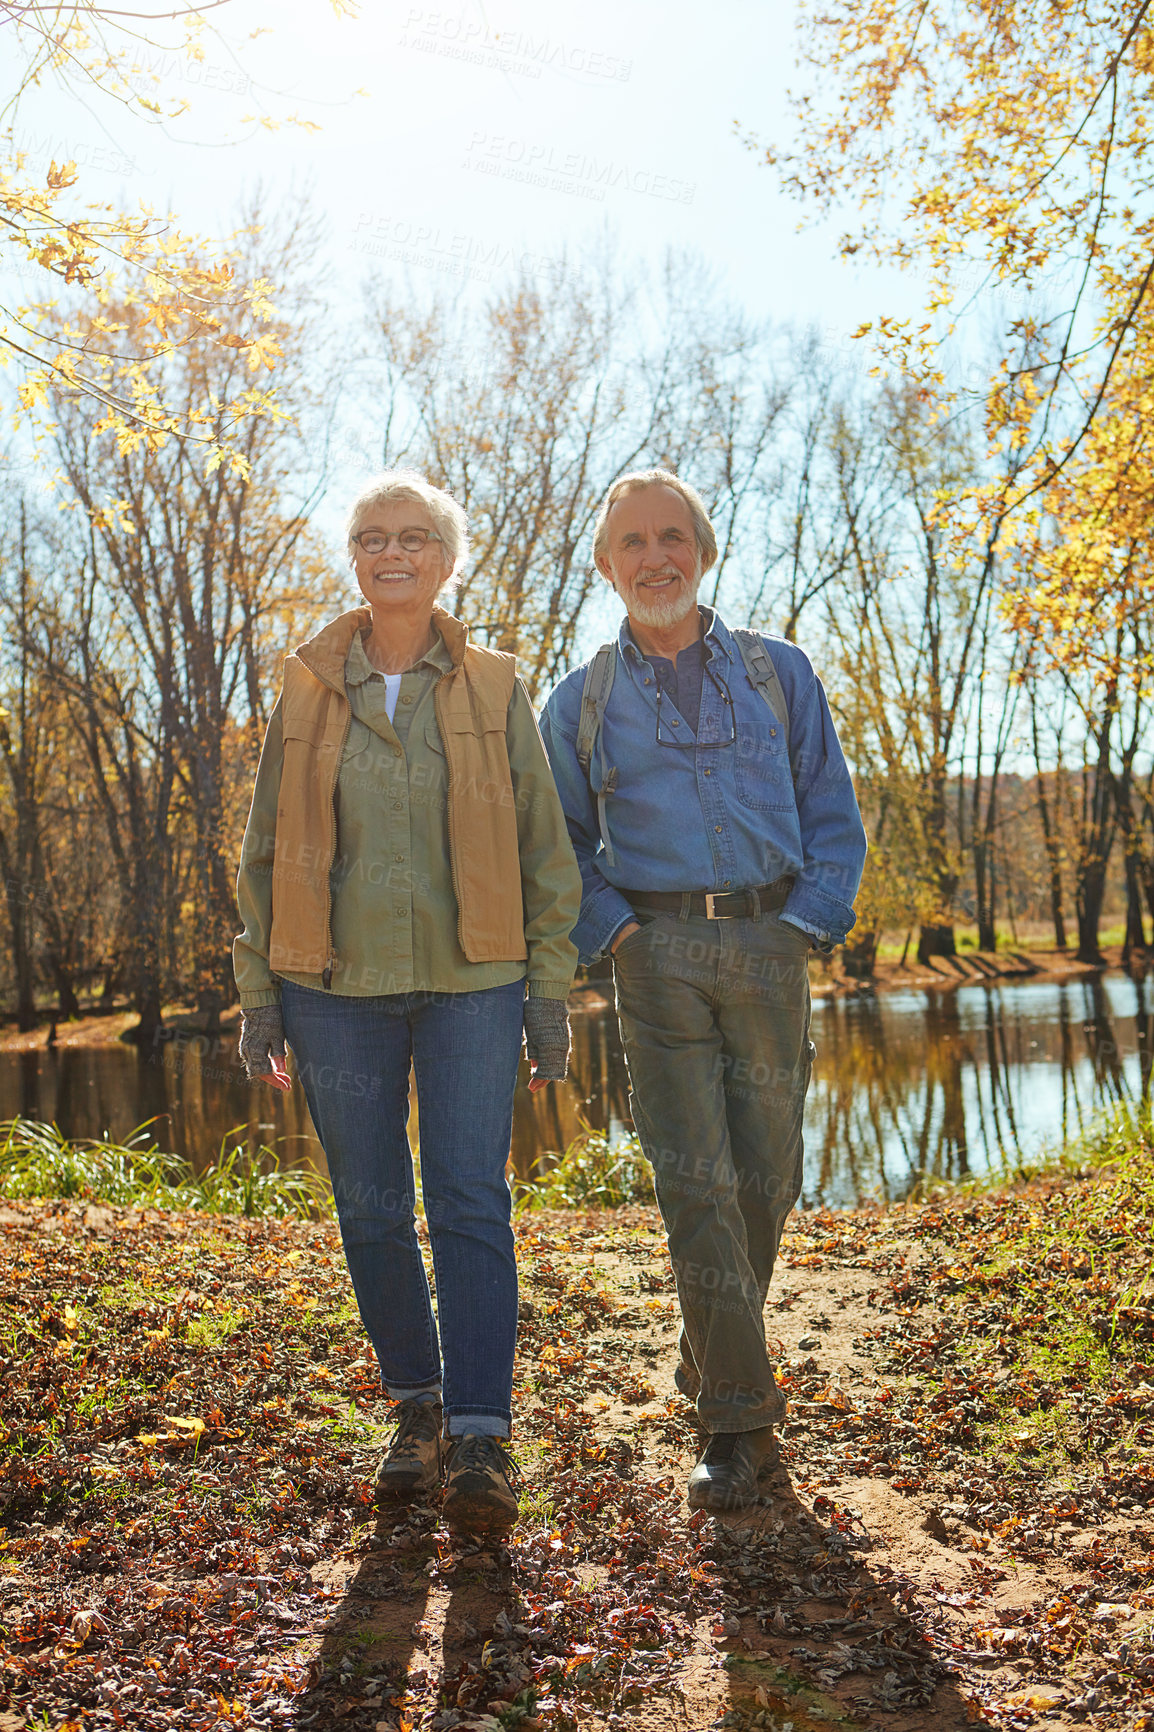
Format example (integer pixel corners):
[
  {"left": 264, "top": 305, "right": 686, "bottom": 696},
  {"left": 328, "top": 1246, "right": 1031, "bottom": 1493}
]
[{"left": 592, "top": 468, "right": 718, "bottom": 573}]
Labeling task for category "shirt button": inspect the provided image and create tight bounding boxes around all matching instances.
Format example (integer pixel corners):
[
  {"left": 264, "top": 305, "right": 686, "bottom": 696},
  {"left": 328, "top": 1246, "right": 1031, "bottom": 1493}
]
[
  {"left": 704, "top": 768, "right": 712, "bottom": 776},
  {"left": 715, "top": 824, "right": 722, "bottom": 833},
  {"left": 770, "top": 728, "right": 777, "bottom": 737},
  {"left": 395, "top": 906, "right": 407, "bottom": 917},
  {"left": 393, "top": 746, "right": 403, "bottom": 758},
  {"left": 394, "top": 854, "right": 404, "bottom": 863},
  {"left": 402, "top": 695, "right": 412, "bottom": 704},
  {"left": 644, "top": 678, "right": 652, "bottom": 685},
  {"left": 723, "top": 879, "right": 731, "bottom": 888},
  {"left": 671, "top": 717, "right": 679, "bottom": 726},
  {"left": 392, "top": 801, "right": 403, "bottom": 811}
]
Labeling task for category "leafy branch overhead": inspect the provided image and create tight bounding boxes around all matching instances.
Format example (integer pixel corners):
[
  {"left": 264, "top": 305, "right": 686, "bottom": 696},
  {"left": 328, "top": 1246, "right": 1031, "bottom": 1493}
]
[
  {"left": 755, "top": 0, "right": 1154, "bottom": 677},
  {"left": 0, "top": 0, "right": 358, "bottom": 466}
]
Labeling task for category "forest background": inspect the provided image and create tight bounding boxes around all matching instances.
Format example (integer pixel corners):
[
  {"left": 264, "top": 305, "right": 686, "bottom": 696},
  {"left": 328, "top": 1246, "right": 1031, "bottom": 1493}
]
[{"left": 2, "top": 0, "right": 1153, "bottom": 1046}]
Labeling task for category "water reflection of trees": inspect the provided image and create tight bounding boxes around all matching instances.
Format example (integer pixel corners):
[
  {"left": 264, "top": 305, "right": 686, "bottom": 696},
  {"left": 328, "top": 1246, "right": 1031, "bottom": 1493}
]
[
  {"left": 0, "top": 1034, "right": 321, "bottom": 1177},
  {"left": 0, "top": 976, "right": 1150, "bottom": 1205},
  {"left": 806, "top": 977, "right": 1150, "bottom": 1203},
  {"left": 803, "top": 994, "right": 976, "bottom": 1207},
  {"left": 509, "top": 993, "right": 631, "bottom": 1182}
]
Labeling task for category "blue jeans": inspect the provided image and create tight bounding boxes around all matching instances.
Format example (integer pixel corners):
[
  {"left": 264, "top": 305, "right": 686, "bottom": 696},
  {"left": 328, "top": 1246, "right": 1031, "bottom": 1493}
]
[
  {"left": 612, "top": 911, "right": 814, "bottom": 1434},
  {"left": 280, "top": 978, "right": 524, "bottom": 1437}
]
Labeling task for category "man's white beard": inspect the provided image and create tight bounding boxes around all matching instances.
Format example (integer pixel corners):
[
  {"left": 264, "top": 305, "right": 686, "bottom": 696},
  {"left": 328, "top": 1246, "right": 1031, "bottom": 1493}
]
[{"left": 623, "top": 573, "right": 701, "bottom": 629}]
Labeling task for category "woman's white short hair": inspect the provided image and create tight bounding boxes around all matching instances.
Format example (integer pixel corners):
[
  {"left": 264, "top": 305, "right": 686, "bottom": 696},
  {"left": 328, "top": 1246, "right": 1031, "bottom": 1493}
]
[{"left": 345, "top": 470, "right": 469, "bottom": 590}]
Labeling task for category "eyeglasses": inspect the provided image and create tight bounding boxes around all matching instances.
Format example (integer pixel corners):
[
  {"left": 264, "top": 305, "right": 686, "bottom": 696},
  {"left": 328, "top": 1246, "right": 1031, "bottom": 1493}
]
[
  {"left": 352, "top": 529, "right": 444, "bottom": 554},
  {"left": 655, "top": 664, "right": 737, "bottom": 748}
]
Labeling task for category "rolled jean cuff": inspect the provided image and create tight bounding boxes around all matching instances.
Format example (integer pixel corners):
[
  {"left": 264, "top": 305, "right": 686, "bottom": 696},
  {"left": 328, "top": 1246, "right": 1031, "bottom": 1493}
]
[
  {"left": 708, "top": 1407, "right": 786, "bottom": 1434},
  {"left": 384, "top": 1380, "right": 443, "bottom": 1403},
  {"left": 675, "top": 1362, "right": 701, "bottom": 1402},
  {"left": 447, "top": 1409, "right": 511, "bottom": 1438}
]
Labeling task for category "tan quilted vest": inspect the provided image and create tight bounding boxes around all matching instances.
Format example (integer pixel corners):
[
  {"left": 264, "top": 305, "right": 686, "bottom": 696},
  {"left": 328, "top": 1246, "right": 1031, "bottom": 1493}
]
[{"left": 267, "top": 606, "right": 527, "bottom": 977}]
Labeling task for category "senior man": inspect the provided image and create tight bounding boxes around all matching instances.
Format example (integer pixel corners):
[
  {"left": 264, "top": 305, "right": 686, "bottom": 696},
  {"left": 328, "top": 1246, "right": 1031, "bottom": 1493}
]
[{"left": 540, "top": 470, "right": 866, "bottom": 1511}]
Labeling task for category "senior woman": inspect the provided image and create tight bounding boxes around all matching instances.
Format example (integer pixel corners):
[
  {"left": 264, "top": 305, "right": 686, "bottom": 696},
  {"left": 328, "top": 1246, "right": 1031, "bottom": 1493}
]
[{"left": 233, "top": 471, "right": 581, "bottom": 1540}]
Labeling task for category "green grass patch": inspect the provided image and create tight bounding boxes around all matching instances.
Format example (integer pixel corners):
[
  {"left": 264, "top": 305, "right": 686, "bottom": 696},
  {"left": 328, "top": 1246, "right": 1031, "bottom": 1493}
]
[
  {"left": 913, "top": 1106, "right": 1154, "bottom": 1472},
  {"left": 0, "top": 1117, "right": 333, "bottom": 1219},
  {"left": 517, "top": 1479, "right": 558, "bottom": 1528},
  {"left": 515, "top": 1121, "right": 653, "bottom": 1210},
  {"left": 313, "top": 1401, "right": 370, "bottom": 1443},
  {"left": 981, "top": 1403, "right": 1092, "bottom": 1477},
  {"left": 185, "top": 1303, "right": 249, "bottom": 1350}
]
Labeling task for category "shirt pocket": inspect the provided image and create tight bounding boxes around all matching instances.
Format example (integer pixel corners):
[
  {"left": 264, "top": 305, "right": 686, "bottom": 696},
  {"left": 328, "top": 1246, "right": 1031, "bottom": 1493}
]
[
  {"left": 340, "top": 716, "right": 376, "bottom": 770},
  {"left": 419, "top": 721, "right": 451, "bottom": 810},
  {"left": 282, "top": 708, "right": 347, "bottom": 783},
  {"left": 735, "top": 720, "right": 793, "bottom": 812},
  {"left": 433, "top": 709, "right": 518, "bottom": 816},
  {"left": 432, "top": 707, "right": 510, "bottom": 762}
]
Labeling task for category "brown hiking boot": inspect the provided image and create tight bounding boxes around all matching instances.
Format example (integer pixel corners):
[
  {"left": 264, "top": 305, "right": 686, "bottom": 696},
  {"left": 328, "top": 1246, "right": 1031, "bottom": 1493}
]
[
  {"left": 442, "top": 1433, "right": 521, "bottom": 1538},
  {"left": 687, "top": 1426, "right": 779, "bottom": 1511},
  {"left": 374, "top": 1398, "right": 443, "bottom": 1502}
]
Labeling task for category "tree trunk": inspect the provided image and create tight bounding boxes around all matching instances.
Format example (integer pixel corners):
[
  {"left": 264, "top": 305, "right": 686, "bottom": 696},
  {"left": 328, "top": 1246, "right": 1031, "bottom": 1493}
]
[
  {"left": 918, "top": 922, "right": 957, "bottom": 963},
  {"left": 122, "top": 830, "right": 170, "bottom": 1047},
  {"left": 1075, "top": 702, "right": 1116, "bottom": 965},
  {"left": 974, "top": 818, "right": 998, "bottom": 952},
  {"left": 126, "top": 966, "right": 165, "bottom": 1047},
  {"left": 973, "top": 832, "right": 992, "bottom": 951},
  {"left": 978, "top": 768, "right": 999, "bottom": 951},
  {"left": 1118, "top": 804, "right": 1148, "bottom": 967},
  {"left": 842, "top": 929, "right": 879, "bottom": 978},
  {"left": 1142, "top": 855, "right": 1154, "bottom": 939},
  {"left": 1, "top": 868, "right": 36, "bottom": 1031},
  {"left": 919, "top": 775, "right": 957, "bottom": 961},
  {"left": 1076, "top": 865, "right": 1111, "bottom": 965},
  {"left": 1123, "top": 866, "right": 1148, "bottom": 967},
  {"left": 1035, "top": 767, "right": 1067, "bottom": 949},
  {"left": 46, "top": 952, "right": 81, "bottom": 1019}
]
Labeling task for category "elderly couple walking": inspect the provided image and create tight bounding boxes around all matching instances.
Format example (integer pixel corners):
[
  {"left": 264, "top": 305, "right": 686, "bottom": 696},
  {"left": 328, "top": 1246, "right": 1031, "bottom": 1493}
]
[{"left": 235, "top": 467, "right": 866, "bottom": 1539}]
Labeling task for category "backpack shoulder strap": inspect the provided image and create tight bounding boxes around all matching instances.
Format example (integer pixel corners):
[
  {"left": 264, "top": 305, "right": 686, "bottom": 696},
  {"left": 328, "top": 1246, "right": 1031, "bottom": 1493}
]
[
  {"left": 733, "top": 629, "right": 790, "bottom": 757},
  {"left": 575, "top": 643, "right": 617, "bottom": 773},
  {"left": 574, "top": 642, "right": 620, "bottom": 868}
]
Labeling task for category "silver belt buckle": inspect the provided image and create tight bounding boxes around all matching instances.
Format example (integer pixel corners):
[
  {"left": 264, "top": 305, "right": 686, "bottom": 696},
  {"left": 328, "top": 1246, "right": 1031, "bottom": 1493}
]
[{"left": 704, "top": 891, "right": 723, "bottom": 919}]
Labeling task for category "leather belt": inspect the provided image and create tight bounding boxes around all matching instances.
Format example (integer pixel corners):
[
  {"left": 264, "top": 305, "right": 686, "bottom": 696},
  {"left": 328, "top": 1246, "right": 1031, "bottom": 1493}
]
[{"left": 624, "top": 878, "right": 794, "bottom": 921}]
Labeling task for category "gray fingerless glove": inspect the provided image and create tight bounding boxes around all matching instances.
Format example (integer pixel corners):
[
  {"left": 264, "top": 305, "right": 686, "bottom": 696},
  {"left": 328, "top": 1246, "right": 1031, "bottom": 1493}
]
[
  {"left": 523, "top": 996, "right": 571, "bottom": 1083},
  {"left": 238, "top": 1004, "right": 286, "bottom": 1082}
]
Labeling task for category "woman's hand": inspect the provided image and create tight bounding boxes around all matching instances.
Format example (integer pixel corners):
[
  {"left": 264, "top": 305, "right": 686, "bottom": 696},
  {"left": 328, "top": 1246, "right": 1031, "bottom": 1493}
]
[
  {"left": 523, "top": 997, "right": 571, "bottom": 1092},
  {"left": 238, "top": 1004, "right": 292, "bottom": 1092}
]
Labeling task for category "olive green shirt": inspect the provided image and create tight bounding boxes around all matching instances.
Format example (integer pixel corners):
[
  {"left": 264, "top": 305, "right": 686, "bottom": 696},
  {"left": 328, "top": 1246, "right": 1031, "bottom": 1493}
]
[{"left": 235, "top": 629, "right": 580, "bottom": 1007}]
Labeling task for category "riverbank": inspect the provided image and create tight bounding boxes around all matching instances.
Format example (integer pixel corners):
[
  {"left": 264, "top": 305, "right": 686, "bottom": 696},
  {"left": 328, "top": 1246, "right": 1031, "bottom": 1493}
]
[
  {"left": 2, "top": 1121, "right": 1151, "bottom": 1731},
  {"left": 0, "top": 945, "right": 1138, "bottom": 1052},
  {"left": 813, "top": 942, "right": 1141, "bottom": 1000}
]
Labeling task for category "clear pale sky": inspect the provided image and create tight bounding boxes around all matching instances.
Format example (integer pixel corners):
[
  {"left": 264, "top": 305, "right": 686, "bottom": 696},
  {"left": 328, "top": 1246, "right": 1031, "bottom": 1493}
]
[{"left": 10, "top": 0, "right": 926, "bottom": 358}]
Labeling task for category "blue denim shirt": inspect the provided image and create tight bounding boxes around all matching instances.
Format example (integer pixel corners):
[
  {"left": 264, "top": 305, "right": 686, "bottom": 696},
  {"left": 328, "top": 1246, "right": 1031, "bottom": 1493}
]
[{"left": 539, "top": 609, "right": 867, "bottom": 966}]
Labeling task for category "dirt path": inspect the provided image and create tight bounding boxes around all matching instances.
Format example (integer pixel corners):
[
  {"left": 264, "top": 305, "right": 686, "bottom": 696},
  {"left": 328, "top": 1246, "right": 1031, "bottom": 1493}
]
[{"left": 0, "top": 1196, "right": 1150, "bottom": 1732}]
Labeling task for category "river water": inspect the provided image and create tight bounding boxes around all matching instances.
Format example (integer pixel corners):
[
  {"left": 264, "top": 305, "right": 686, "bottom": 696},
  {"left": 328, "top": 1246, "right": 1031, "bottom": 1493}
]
[{"left": 3, "top": 972, "right": 1150, "bottom": 1208}]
